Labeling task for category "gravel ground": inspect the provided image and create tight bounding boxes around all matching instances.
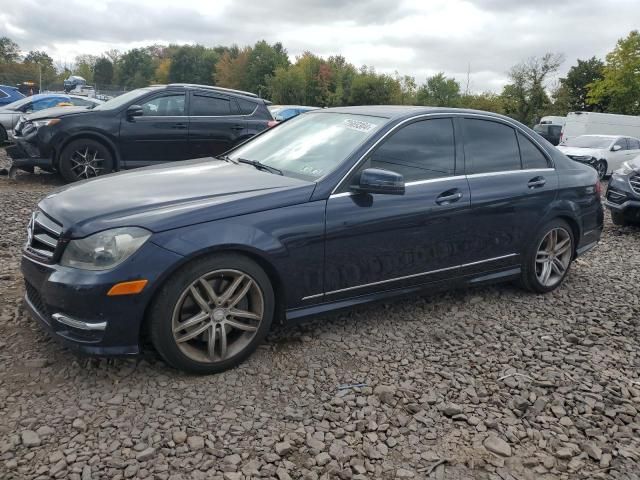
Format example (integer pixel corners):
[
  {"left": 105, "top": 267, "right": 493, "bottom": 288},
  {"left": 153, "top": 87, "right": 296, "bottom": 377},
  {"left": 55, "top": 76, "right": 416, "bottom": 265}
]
[{"left": 1, "top": 149, "right": 639, "bottom": 480}]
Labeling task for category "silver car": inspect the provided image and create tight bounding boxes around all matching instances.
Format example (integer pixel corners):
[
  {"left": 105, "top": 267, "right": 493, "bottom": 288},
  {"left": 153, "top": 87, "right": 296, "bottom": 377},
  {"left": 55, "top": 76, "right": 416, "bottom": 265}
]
[{"left": 0, "top": 94, "right": 102, "bottom": 142}]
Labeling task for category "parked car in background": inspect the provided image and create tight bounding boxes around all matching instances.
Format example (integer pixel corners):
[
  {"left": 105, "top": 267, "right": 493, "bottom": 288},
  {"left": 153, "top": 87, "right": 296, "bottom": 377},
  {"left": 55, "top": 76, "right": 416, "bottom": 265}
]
[
  {"left": 8, "top": 84, "right": 273, "bottom": 182},
  {"left": 604, "top": 155, "right": 640, "bottom": 226},
  {"left": 561, "top": 111, "right": 640, "bottom": 144},
  {"left": 20, "top": 106, "right": 603, "bottom": 373},
  {"left": 0, "top": 94, "right": 103, "bottom": 143},
  {"left": 268, "top": 105, "right": 319, "bottom": 122},
  {"left": 534, "top": 123, "right": 563, "bottom": 146},
  {"left": 0, "top": 85, "right": 25, "bottom": 106},
  {"left": 557, "top": 134, "right": 640, "bottom": 179}
]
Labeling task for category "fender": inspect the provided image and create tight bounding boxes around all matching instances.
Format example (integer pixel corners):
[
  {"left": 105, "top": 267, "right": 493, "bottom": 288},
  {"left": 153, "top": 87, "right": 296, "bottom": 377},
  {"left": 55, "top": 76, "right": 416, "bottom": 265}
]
[{"left": 55, "top": 130, "right": 122, "bottom": 170}]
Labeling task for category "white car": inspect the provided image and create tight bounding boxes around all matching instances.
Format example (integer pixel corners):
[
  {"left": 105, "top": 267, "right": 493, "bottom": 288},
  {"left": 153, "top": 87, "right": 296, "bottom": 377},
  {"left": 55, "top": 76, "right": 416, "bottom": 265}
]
[{"left": 557, "top": 134, "right": 640, "bottom": 179}]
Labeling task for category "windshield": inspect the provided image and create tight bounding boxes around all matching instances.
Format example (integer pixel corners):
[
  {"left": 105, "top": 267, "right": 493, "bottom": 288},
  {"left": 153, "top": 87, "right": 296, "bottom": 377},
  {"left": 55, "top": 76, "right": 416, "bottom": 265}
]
[
  {"left": 228, "top": 112, "right": 387, "bottom": 180},
  {"left": 562, "top": 136, "right": 613, "bottom": 149},
  {"left": 92, "top": 88, "right": 154, "bottom": 111}
]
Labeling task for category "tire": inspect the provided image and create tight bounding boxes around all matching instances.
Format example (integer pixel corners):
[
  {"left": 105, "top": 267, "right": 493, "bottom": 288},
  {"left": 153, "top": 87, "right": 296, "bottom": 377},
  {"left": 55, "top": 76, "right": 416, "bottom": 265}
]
[
  {"left": 149, "top": 253, "right": 275, "bottom": 374},
  {"left": 58, "top": 138, "right": 113, "bottom": 183},
  {"left": 611, "top": 211, "right": 627, "bottom": 226},
  {"left": 0, "top": 125, "right": 7, "bottom": 143},
  {"left": 519, "top": 219, "right": 574, "bottom": 294},
  {"left": 595, "top": 160, "right": 608, "bottom": 180}
]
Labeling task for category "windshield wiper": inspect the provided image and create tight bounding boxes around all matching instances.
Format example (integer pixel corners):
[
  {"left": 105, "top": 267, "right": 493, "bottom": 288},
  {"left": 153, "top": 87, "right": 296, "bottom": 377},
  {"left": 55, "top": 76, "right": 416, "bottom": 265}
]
[
  {"left": 215, "top": 154, "right": 238, "bottom": 164},
  {"left": 237, "top": 158, "right": 283, "bottom": 175}
]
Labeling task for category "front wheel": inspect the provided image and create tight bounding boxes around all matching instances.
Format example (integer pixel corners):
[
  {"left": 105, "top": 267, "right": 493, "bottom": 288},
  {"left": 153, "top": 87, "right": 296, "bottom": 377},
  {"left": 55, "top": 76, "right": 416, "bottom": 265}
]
[
  {"left": 611, "top": 211, "right": 627, "bottom": 226},
  {"left": 58, "top": 138, "right": 113, "bottom": 183},
  {"left": 595, "top": 160, "right": 608, "bottom": 180},
  {"left": 149, "top": 254, "right": 275, "bottom": 374},
  {"left": 520, "top": 219, "right": 574, "bottom": 293}
]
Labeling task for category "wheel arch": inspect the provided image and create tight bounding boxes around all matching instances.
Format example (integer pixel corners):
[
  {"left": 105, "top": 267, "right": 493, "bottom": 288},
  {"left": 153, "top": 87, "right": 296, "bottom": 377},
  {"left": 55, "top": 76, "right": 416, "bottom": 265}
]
[
  {"left": 55, "top": 132, "right": 121, "bottom": 170},
  {"left": 139, "top": 245, "right": 287, "bottom": 346}
]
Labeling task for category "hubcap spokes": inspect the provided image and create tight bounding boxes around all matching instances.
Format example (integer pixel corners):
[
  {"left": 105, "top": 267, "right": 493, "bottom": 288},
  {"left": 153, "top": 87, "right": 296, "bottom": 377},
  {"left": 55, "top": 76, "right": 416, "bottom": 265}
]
[
  {"left": 535, "top": 228, "right": 572, "bottom": 287},
  {"left": 172, "top": 270, "right": 264, "bottom": 364},
  {"left": 70, "top": 147, "right": 104, "bottom": 179}
]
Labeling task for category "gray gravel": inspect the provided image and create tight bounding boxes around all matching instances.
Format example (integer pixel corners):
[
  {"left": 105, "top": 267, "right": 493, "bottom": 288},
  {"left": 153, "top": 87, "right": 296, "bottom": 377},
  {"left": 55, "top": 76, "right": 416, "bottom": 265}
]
[{"left": 1, "top": 149, "right": 640, "bottom": 479}]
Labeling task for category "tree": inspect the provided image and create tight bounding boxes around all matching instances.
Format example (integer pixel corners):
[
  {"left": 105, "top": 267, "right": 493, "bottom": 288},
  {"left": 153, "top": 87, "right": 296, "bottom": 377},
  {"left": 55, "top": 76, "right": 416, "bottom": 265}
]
[
  {"left": 349, "top": 68, "right": 401, "bottom": 105},
  {"left": 559, "top": 57, "right": 605, "bottom": 111},
  {"left": 245, "top": 41, "right": 290, "bottom": 96},
  {"left": 117, "top": 48, "right": 154, "bottom": 88},
  {"left": 417, "top": 73, "right": 461, "bottom": 106},
  {"left": 0, "top": 37, "right": 20, "bottom": 63},
  {"left": 23, "top": 50, "right": 56, "bottom": 86},
  {"left": 168, "top": 45, "right": 219, "bottom": 84},
  {"left": 215, "top": 46, "right": 251, "bottom": 90},
  {"left": 588, "top": 30, "right": 640, "bottom": 115},
  {"left": 459, "top": 92, "right": 505, "bottom": 114},
  {"left": 155, "top": 58, "right": 171, "bottom": 84},
  {"left": 267, "top": 66, "right": 306, "bottom": 104},
  {"left": 93, "top": 57, "right": 114, "bottom": 87},
  {"left": 501, "top": 53, "right": 564, "bottom": 125},
  {"left": 74, "top": 54, "right": 98, "bottom": 83}
]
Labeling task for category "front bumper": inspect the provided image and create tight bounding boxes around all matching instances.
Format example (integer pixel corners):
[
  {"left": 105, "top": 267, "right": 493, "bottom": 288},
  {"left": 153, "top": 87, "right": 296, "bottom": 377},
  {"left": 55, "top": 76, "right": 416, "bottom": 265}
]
[
  {"left": 21, "top": 241, "right": 184, "bottom": 356},
  {"left": 604, "top": 174, "right": 640, "bottom": 218},
  {"left": 5, "top": 130, "right": 54, "bottom": 171}
]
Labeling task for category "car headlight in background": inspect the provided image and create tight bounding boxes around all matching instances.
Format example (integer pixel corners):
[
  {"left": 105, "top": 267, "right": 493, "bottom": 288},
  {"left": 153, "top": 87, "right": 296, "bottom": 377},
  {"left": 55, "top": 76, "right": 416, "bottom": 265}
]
[
  {"left": 60, "top": 227, "right": 151, "bottom": 270},
  {"left": 32, "top": 118, "right": 61, "bottom": 128}
]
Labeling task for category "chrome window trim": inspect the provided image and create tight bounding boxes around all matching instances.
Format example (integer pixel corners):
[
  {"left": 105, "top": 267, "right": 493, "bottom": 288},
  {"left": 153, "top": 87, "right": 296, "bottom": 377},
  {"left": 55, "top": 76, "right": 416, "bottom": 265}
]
[
  {"left": 329, "top": 174, "right": 465, "bottom": 199},
  {"left": 466, "top": 168, "right": 555, "bottom": 179},
  {"left": 331, "top": 112, "right": 555, "bottom": 195},
  {"left": 301, "top": 253, "right": 518, "bottom": 300}
]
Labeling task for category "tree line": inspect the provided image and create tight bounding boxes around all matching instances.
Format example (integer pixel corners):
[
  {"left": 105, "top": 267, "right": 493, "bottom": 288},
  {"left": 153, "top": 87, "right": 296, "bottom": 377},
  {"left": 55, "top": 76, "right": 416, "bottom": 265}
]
[{"left": 0, "top": 30, "right": 638, "bottom": 125}]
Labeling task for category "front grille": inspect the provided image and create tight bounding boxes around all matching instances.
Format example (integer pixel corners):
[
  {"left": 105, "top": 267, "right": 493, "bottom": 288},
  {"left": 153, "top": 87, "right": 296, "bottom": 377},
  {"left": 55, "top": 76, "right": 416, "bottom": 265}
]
[
  {"left": 25, "top": 280, "right": 49, "bottom": 319},
  {"left": 25, "top": 211, "right": 63, "bottom": 261},
  {"left": 607, "top": 189, "right": 627, "bottom": 205},
  {"left": 630, "top": 174, "right": 640, "bottom": 195}
]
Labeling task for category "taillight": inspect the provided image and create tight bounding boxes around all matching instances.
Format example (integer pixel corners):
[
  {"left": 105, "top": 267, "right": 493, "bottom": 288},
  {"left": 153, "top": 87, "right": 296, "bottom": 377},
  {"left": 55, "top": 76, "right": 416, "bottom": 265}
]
[
  {"left": 267, "top": 120, "right": 278, "bottom": 128},
  {"left": 595, "top": 181, "right": 602, "bottom": 197}
]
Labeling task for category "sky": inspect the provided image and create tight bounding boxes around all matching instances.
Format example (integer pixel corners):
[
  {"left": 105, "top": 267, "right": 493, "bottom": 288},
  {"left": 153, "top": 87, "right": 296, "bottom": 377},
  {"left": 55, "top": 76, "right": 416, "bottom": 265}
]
[{"left": 1, "top": 0, "right": 639, "bottom": 92}]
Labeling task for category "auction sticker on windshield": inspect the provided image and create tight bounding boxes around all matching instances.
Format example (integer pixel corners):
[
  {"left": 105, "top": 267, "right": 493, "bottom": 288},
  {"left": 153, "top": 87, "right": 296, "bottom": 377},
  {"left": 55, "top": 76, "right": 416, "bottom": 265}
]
[{"left": 343, "top": 119, "right": 378, "bottom": 132}]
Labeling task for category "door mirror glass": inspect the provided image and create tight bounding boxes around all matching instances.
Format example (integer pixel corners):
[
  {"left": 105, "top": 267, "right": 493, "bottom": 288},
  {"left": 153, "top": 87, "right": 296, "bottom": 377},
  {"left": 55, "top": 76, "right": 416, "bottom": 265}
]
[
  {"left": 127, "top": 104, "right": 144, "bottom": 119},
  {"left": 352, "top": 168, "right": 405, "bottom": 195}
]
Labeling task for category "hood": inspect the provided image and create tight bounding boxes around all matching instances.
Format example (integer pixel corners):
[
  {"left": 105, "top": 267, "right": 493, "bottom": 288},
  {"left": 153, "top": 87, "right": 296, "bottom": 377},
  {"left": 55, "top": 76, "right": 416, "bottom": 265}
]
[
  {"left": 556, "top": 146, "right": 605, "bottom": 158},
  {"left": 26, "top": 106, "right": 92, "bottom": 120},
  {"left": 39, "top": 158, "right": 315, "bottom": 238}
]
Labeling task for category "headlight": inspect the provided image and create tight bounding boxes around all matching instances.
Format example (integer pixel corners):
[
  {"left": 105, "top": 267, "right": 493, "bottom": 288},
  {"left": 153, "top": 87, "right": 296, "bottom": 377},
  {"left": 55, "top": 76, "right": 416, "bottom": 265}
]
[
  {"left": 60, "top": 227, "right": 151, "bottom": 270},
  {"left": 32, "top": 118, "right": 60, "bottom": 128},
  {"left": 620, "top": 161, "right": 640, "bottom": 175}
]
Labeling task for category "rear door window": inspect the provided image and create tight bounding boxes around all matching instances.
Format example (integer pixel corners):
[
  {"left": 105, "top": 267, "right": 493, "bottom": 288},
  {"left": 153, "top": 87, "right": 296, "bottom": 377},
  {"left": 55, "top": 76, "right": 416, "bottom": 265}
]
[
  {"left": 463, "top": 119, "right": 521, "bottom": 174},
  {"left": 517, "top": 132, "right": 549, "bottom": 169},
  {"left": 628, "top": 138, "right": 640, "bottom": 150},
  {"left": 236, "top": 98, "right": 257, "bottom": 115},
  {"left": 190, "top": 94, "right": 232, "bottom": 116}
]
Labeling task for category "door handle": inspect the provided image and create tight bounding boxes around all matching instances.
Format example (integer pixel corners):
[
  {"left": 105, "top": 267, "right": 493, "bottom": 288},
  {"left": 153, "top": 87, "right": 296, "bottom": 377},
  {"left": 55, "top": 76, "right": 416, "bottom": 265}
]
[
  {"left": 230, "top": 125, "right": 244, "bottom": 131},
  {"left": 435, "top": 189, "right": 463, "bottom": 205},
  {"left": 171, "top": 123, "right": 187, "bottom": 130},
  {"left": 527, "top": 176, "right": 546, "bottom": 189}
]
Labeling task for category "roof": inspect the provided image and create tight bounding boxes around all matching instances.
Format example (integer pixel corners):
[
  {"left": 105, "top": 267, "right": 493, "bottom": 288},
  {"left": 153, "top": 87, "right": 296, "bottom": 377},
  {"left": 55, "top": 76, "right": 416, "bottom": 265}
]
[
  {"left": 165, "top": 83, "right": 259, "bottom": 98},
  {"left": 269, "top": 105, "right": 319, "bottom": 110},
  {"left": 318, "top": 105, "right": 514, "bottom": 121}
]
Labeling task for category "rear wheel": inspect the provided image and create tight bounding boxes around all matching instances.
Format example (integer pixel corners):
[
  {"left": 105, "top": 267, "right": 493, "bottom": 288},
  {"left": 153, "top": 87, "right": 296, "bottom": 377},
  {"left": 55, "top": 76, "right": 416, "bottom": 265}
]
[
  {"left": 149, "top": 253, "right": 274, "bottom": 374},
  {"left": 520, "top": 219, "right": 574, "bottom": 293},
  {"left": 595, "top": 160, "right": 607, "bottom": 180},
  {"left": 58, "top": 138, "right": 113, "bottom": 183}
]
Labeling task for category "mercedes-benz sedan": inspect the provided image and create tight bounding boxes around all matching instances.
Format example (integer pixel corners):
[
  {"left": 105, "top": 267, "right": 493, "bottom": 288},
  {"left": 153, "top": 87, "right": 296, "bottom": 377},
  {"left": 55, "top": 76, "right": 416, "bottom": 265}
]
[{"left": 21, "top": 107, "right": 603, "bottom": 373}]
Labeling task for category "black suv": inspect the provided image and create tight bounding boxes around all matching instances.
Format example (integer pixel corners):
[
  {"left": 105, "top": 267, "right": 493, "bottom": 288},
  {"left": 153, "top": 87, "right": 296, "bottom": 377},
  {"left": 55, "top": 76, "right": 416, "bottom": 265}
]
[
  {"left": 533, "top": 123, "right": 563, "bottom": 146},
  {"left": 8, "top": 84, "right": 273, "bottom": 182}
]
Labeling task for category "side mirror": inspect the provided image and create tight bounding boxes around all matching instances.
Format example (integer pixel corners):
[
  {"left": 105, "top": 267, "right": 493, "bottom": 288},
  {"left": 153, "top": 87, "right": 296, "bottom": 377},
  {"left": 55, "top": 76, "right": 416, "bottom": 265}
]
[
  {"left": 351, "top": 168, "right": 405, "bottom": 195},
  {"left": 612, "top": 144, "right": 622, "bottom": 152},
  {"left": 126, "top": 105, "right": 144, "bottom": 119}
]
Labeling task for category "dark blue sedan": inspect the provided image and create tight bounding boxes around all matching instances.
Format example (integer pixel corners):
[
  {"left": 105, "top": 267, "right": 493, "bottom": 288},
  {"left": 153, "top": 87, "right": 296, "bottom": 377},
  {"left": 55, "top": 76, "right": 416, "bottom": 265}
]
[{"left": 21, "top": 106, "right": 603, "bottom": 373}]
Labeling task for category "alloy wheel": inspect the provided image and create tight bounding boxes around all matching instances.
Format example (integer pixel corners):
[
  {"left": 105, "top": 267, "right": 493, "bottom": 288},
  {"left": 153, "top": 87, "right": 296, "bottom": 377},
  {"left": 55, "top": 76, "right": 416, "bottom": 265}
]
[
  {"left": 171, "top": 269, "right": 264, "bottom": 364},
  {"left": 535, "top": 227, "right": 572, "bottom": 287},
  {"left": 596, "top": 161, "right": 607, "bottom": 180},
  {"left": 70, "top": 146, "right": 105, "bottom": 179}
]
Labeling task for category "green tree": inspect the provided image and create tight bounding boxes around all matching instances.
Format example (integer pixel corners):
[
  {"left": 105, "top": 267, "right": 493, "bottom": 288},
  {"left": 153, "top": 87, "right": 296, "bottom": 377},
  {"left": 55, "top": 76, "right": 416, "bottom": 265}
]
[
  {"left": 245, "top": 41, "right": 290, "bottom": 96},
  {"left": 168, "top": 45, "right": 219, "bottom": 85},
  {"left": 74, "top": 54, "right": 98, "bottom": 83},
  {"left": 459, "top": 92, "right": 505, "bottom": 114},
  {"left": 267, "top": 66, "right": 306, "bottom": 104},
  {"left": 118, "top": 48, "right": 154, "bottom": 88},
  {"left": 93, "top": 57, "right": 114, "bottom": 87},
  {"left": 349, "top": 68, "right": 401, "bottom": 105},
  {"left": 23, "top": 50, "right": 56, "bottom": 86},
  {"left": 416, "top": 73, "right": 461, "bottom": 106},
  {"left": 588, "top": 30, "right": 640, "bottom": 115},
  {"left": 0, "top": 37, "right": 20, "bottom": 63},
  {"left": 501, "top": 53, "right": 563, "bottom": 125},
  {"left": 560, "top": 57, "right": 605, "bottom": 111}
]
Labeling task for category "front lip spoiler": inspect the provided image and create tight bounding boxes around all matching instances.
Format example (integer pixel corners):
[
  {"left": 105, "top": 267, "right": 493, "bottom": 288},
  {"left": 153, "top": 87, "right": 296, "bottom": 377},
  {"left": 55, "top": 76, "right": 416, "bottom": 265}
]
[{"left": 603, "top": 198, "right": 640, "bottom": 211}]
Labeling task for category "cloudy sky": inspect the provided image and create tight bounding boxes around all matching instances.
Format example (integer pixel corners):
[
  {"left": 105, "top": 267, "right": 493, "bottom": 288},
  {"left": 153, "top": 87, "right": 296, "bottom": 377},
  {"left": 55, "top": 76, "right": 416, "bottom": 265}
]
[{"left": 2, "top": 0, "right": 639, "bottom": 92}]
